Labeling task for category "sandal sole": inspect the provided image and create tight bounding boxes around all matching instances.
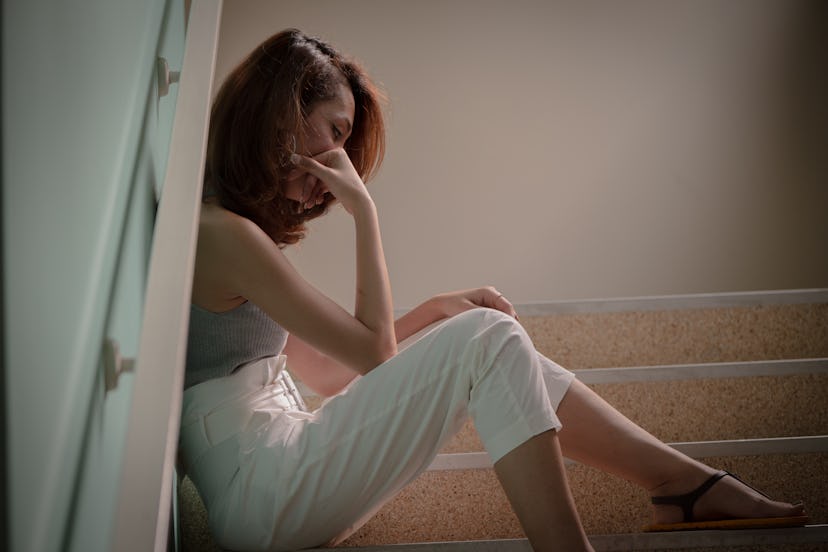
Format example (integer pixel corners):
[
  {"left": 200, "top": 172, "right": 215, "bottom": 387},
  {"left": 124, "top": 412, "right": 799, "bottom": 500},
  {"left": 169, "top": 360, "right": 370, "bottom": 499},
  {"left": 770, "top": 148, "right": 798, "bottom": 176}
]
[{"left": 644, "top": 515, "right": 811, "bottom": 532}]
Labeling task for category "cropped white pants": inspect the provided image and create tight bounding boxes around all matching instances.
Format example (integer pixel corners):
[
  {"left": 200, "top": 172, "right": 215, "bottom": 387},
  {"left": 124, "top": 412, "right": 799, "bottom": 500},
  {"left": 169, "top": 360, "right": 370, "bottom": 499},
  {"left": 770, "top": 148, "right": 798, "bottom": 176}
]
[{"left": 179, "top": 307, "right": 575, "bottom": 551}]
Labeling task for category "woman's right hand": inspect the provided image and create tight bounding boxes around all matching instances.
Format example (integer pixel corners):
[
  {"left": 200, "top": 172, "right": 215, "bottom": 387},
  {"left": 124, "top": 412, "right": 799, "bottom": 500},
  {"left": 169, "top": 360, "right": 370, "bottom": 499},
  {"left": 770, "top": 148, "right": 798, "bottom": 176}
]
[
  {"left": 290, "top": 149, "right": 372, "bottom": 216},
  {"left": 432, "top": 286, "right": 519, "bottom": 320}
]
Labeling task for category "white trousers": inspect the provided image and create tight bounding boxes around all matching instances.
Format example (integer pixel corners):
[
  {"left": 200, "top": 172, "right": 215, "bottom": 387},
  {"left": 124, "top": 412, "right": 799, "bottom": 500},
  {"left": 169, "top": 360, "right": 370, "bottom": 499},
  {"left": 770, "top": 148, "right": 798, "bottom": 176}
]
[{"left": 179, "top": 307, "right": 575, "bottom": 551}]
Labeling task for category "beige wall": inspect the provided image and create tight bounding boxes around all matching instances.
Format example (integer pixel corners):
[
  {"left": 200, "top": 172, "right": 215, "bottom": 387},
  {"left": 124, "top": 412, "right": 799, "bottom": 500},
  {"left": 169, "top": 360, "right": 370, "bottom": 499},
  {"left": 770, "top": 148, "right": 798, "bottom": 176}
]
[{"left": 214, "top": 0, "right": 827, "bottom": 310}]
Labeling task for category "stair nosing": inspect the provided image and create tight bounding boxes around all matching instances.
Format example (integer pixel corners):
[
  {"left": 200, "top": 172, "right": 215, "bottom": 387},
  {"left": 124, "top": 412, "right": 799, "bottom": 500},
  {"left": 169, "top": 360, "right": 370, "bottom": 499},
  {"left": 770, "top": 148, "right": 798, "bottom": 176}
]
[
  {"left": 512, "top": 288, "right": 828, "bottom": 316},
  {"left": 574, "top": 357, "right": 828, "bottom": 384}
]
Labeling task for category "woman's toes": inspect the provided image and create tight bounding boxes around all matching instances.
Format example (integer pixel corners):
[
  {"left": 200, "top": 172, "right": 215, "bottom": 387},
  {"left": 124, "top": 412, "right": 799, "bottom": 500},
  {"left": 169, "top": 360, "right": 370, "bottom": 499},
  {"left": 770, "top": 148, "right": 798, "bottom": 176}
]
[{"left": 697, "top": 474, "right": 802, "bottom": 521}]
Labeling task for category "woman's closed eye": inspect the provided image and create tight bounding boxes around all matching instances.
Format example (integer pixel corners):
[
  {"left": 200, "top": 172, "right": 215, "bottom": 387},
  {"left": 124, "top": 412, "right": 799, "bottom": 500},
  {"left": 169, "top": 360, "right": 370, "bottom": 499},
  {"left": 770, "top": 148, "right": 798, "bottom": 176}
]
[{"left": 332, "top": 125, "right": 343, "bottom": 141}]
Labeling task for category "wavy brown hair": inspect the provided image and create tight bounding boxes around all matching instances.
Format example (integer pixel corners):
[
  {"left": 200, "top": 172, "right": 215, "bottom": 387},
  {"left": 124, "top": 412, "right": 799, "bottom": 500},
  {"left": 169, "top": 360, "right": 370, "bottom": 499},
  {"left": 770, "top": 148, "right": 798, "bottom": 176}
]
[{"left": 205, "top": 29, "right": 386, "bottom": 246}]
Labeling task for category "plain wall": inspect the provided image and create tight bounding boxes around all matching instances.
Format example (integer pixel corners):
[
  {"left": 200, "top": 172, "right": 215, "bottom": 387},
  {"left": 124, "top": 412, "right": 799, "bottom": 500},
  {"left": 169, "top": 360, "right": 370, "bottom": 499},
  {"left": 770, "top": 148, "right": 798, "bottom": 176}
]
[{"left": 214, "top": 0, "right": 827, "bottom": 310}]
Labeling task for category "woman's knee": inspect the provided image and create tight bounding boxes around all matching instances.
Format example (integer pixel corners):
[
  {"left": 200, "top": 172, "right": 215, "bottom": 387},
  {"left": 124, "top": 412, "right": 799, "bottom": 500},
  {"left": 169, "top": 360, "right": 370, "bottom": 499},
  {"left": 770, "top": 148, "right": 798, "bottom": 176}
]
[
  {"left": 440, "top": 307, "right": 529, "bottom": 356},
  {"left": 443, "top": 307, "right": 516, "bottom": 334}
]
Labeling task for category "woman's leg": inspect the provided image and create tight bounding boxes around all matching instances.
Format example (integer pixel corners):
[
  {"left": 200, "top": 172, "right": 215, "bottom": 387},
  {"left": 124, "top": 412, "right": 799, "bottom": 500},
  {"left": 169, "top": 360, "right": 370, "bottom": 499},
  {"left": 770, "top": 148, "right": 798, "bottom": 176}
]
[
  {"left": 553, "top": 378, "right": 805, "bottom": 524},
  {"left": 494, "top": 429, "right": 593, "bottom": 552},
  {"left": 231, "top": 308, "right": 588, "bottom": 551}
]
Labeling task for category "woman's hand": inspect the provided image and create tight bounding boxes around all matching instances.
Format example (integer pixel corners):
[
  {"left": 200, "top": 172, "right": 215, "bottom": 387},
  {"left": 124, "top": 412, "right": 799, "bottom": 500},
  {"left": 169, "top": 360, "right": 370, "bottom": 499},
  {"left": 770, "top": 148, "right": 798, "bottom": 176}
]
[
  {"left": 290, "top": 149, "right": 371, "bottom": 215},
  {"left": 393, "top": 286, "right": 519, "bottom": 347},
  {"left": 431, "top": 286, "right": 519, "bottom": 320}
]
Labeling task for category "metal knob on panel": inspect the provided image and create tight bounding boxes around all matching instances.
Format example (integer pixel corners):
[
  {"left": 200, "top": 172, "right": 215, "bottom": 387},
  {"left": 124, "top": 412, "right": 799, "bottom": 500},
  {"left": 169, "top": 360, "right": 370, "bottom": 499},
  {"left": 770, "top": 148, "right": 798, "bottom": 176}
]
[
  {"left": 157, "top": 57, "right": 180, "bottom": 98},
  {"left": 103, "top": 338, "right": 135, "bottom": 392}
]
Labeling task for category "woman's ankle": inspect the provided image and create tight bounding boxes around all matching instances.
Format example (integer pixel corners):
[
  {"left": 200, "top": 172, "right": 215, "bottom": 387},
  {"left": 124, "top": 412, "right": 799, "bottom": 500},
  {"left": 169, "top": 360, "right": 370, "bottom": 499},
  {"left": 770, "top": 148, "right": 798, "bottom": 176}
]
[{"left": 647, "top": 462, "right": 717, "bottom": 497}]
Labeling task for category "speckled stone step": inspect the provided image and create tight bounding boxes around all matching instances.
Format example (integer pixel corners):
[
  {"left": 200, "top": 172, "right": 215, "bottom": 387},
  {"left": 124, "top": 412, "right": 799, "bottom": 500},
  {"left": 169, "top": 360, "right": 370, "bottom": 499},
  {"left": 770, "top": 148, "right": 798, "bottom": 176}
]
[
  {"left": 177, "top": 424, "right": 828, "bottom": 550},
  {"left": 439, "top": 372, "right": 828, "bottom": 454},
  {"left": 518, "top": 302, "right": 828, "bottom": 371},
  {"left": 175, "top": 294, "right": 828, "bottom": 551},
  {"left": 339, "top": 454, "right": 828, "bottom": 547}
]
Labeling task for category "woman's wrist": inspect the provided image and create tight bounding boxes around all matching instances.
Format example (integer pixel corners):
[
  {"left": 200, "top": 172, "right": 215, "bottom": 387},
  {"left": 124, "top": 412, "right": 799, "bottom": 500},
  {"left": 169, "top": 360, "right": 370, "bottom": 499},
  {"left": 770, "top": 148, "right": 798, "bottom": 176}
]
[
  {"left": 422, "top": 295, "right": 451, "bottom": 322},
  {"left": 349, "top": 193, "right": 376, "bottom": 221}
]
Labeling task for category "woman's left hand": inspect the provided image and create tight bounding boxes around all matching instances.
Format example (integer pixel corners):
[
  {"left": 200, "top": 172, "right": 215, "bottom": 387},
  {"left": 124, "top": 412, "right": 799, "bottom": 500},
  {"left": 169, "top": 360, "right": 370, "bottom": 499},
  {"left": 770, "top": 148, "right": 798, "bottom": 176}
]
[{"left": 431, "top": 286, "right": 519, "bottom": 320}]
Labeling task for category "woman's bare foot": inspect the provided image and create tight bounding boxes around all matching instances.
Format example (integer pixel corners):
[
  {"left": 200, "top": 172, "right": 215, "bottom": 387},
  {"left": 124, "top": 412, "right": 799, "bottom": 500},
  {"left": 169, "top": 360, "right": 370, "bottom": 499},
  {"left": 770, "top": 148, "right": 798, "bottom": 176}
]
[{"left": 649, "top": 468, "right": 806, "bottom": 525}]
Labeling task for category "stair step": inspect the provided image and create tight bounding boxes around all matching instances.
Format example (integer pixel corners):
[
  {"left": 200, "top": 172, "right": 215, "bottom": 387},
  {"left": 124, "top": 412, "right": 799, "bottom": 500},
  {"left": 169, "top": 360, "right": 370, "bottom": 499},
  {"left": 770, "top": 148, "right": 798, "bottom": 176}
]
[
  {"left": 175, "top": 292, "right": 828, "bottom": 551},
  {"left": 339, "top": 454, "right": 827, "bottom": 546},
  {"left": 182, "top": 468, "right": 828, "bottom": 552},
  {"left": 313, "top": 525, "right": 828, "bottom": 551},
  {"left": 440, "top": 372, "right": 828, "bottom": 454},
  {"left": 520, "top": 302, "right": 828, "bottom": 370}
]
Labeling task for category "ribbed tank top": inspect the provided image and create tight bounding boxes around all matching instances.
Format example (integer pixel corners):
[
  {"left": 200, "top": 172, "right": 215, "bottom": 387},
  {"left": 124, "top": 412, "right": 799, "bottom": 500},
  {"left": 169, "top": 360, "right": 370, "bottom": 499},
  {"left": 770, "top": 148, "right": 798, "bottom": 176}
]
[{"left": 185, "top": 301, "right": 289, "bottom": 389}]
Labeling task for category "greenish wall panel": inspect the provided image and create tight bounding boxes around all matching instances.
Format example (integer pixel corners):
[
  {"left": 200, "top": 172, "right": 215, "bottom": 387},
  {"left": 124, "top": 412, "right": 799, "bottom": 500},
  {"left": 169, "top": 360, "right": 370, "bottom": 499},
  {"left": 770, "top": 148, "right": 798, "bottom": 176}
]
[{"left": 2, "top": 0, "right": 184, "bottom": 550}]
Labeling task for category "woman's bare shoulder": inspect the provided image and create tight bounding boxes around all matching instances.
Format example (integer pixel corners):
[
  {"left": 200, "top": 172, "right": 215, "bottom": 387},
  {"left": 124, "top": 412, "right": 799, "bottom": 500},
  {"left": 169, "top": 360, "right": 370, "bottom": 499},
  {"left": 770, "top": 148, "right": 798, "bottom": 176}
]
[
  {"left": 200, "top": 201, "right": 254, "bottom": 232},
  {"left": 193, "top": 202, "right": 282, "bottom": 309},
  {"left": 198, "top": 202, "right": 272, "bottom": 251}
]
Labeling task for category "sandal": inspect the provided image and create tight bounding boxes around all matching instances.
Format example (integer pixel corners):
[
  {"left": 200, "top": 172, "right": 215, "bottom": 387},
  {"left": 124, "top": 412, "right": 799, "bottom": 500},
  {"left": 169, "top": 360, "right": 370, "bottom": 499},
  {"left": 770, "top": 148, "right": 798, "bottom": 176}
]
[{"left": 644, "top": 470, "right": 810, "bottom": 532}]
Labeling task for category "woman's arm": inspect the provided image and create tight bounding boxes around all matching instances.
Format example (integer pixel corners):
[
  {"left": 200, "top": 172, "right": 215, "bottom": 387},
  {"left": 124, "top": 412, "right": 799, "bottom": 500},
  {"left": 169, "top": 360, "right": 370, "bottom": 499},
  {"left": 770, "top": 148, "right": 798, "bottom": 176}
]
[
  {"left": 282, "top": 334, "right": 359, "bottom": 398},
  {"left": 294, "top": 149, "right": 397, "bottom": 360},
  {"left": 394, "top": 286, "right": 520, "bottom": 348},
  {"left": 284, "top": 287, "right": 518, "bottom": 397},
  {"left": 199, "top": 149, "right": 396, "bottom": 376},
  {"left": 284, "top": 301, "right": 443, "bottom": 398}
]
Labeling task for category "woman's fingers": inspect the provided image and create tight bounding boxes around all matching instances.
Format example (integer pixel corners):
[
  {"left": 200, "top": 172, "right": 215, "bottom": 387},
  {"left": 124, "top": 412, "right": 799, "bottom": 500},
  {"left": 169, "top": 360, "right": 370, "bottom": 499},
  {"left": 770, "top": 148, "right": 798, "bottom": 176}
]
[
  {"left": 307, "top": 178, "right": 328, "bottom": 207},
  {"left": 290, "top": 152, "right": 332, "bottom": 181},
  {"left": 437, "top": 287, "right": 520, "bottom": 320},
  {"left": 495, "top": 293, "right": 519, "bottom": 320},
  {"left": 290, "top": 149, "right": 369, "bottom": 215},
  {"left": 301, "top": 174, "right": 315, "bottom": 206},
  {"left": 475, "top": 286, "right": 518, "bottom": 319}
]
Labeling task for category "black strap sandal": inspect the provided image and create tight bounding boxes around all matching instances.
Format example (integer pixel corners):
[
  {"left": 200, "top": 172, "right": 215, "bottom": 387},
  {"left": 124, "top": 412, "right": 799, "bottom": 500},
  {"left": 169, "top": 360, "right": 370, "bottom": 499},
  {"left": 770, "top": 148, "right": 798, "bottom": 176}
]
[{"left": 644, "top": 470, "right": 810, "bottom": 532}]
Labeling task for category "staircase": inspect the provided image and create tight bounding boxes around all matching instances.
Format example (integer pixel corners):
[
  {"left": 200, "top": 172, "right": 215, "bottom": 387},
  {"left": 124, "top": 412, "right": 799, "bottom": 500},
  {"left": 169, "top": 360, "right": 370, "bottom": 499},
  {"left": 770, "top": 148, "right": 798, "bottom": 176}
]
[{"left": 176, "top": 289, "right": 828, "bottom": 552}]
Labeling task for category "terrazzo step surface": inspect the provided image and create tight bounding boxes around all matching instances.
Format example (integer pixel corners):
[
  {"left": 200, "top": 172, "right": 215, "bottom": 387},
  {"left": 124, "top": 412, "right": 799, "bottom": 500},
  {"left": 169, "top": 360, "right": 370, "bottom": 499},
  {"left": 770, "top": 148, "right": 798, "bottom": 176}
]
[
  {"left": 176, "top": 294, "right": 828, "bottom": 552},
  {"left": 440, "top": 373, "right": 828, "bottom": 454},
  {"left": 338, "top": 454, "right": 827, "bottom": 547},
  {"left": 337, "top": 300, "right": 827, "bottom": 548},
  {"left": 517, "top": 302, "right": 827, "bottom": 370}
]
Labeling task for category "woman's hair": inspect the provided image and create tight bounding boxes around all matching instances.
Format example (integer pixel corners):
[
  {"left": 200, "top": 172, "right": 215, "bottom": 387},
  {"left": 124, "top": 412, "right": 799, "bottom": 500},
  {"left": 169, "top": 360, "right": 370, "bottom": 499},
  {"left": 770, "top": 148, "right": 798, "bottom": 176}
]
[{"left": 205, "top": 28, "right": 386, "bottom": 246}]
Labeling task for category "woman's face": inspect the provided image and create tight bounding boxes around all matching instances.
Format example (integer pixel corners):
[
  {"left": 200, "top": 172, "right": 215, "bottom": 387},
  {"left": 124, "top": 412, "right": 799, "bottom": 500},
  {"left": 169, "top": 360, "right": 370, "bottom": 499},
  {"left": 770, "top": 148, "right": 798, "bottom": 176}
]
[{"left": 283, "top": 81, "right": 355, "bottom": 209}]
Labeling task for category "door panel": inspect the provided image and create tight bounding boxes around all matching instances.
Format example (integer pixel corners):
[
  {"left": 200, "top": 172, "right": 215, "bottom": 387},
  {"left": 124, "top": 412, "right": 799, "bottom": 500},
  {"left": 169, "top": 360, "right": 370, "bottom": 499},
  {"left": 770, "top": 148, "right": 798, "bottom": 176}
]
[{"left": 2, "top": 0, "right": 182, "bottom": 550}]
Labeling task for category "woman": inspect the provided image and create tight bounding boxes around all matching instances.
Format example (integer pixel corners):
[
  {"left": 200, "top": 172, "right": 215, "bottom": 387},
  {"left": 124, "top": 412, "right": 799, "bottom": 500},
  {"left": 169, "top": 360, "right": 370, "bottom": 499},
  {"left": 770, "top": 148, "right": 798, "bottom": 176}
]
[{"left": 180, "top": 29, "right": 807, "bottom": 552}]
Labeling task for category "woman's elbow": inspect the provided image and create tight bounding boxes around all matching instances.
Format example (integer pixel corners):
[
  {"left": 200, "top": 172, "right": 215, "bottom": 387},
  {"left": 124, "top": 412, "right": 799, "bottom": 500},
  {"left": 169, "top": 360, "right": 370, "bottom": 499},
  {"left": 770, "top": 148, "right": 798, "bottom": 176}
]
[
  {"left": 359, "top": 338, "right": 397, "bottom": 375},
  {"left": 378, "top": 339, "right": 398, "bottom": 364}
]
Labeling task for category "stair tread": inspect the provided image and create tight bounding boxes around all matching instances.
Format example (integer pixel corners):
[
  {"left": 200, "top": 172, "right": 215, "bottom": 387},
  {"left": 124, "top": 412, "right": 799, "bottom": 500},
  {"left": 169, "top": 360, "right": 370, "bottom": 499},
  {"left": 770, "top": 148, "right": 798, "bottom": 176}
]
[
  {"left": 521, "top": 303, "right": 828, "bottom": 370},
  {"left": 339, "top": 454, "right": 827, "bottom": 547},
  {"left": 176, "top": 298, "right": 828, "bottom": 551},
  {"left": 177, "top": 455, "right": 827, "bottom": 551}
]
